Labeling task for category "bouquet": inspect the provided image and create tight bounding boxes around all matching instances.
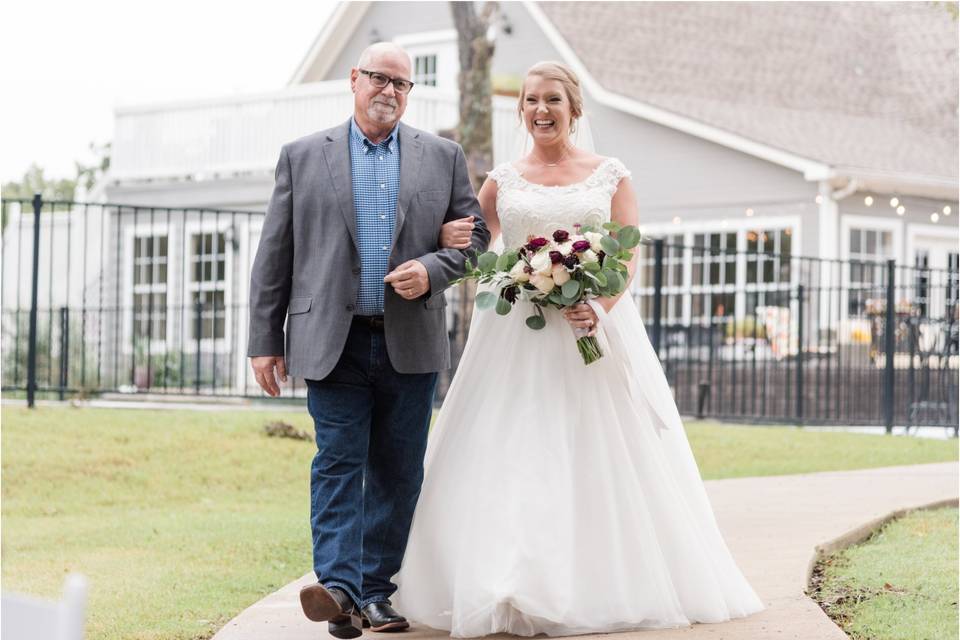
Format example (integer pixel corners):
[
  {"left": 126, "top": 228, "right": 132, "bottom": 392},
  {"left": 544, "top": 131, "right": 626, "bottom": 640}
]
[{"left": 453, "top": 220, "right": 641, "bottom": 364}]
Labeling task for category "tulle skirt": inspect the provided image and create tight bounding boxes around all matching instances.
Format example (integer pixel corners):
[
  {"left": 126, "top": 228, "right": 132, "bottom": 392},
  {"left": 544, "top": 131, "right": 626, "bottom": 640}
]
[{"left": 392, "top": 292, "right": 765, "bottom": 637}]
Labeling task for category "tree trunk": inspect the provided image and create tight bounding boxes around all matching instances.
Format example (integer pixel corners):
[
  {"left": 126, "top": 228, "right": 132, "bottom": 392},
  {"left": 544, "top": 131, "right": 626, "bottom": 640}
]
[{"left": 450, "top": 1, "right": 497, "bottom": 361}]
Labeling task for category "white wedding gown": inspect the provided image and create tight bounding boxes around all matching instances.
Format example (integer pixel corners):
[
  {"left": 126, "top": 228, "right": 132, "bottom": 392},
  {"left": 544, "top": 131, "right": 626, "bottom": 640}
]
[{"left": 393, "top": 158, "right": 765, "bottom": 637}]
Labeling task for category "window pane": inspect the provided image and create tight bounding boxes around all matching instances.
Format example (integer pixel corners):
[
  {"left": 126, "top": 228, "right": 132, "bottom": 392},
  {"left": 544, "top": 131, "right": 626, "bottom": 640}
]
[
  {"left": 850, "top": 230, "right": 861, "bottom": 253},
  {"left": 780, "top": 230, "right": 791, "bottom": 255}
]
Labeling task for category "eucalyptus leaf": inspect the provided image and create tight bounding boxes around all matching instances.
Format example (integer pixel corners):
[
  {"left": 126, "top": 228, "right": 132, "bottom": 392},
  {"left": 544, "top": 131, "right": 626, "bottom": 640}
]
[
  {"left": 526, "top": 314, "right": 546, "bottom": 330},
  {"left": 603, "top": 221, "right": 623, "bottom": 233},
  {"left": 477, "top": 251, "right": 498, "bottom": 272},
  {"left": 475, "top": 291, "right": 497, "bottom": 310},
  {"left": 583, "top": 261, "right": 601, "bottom": 273},
  {"left": 608, "top": 271, "right": 625, "bottom": 293},
  {"left": 600, "top": 235, "right": 620, "bottom": 255},
  {"left": 561, "top": 279, "right": 581, "bottom": 300},
  {"left": 593, "top": 270, "right": 608, "bottom": 287},
  {"left": 495, "top": 296, "right": 512, "bottom": 315},
  {"left": 618, "top": 225, "right": 641, "bottom": 249}
]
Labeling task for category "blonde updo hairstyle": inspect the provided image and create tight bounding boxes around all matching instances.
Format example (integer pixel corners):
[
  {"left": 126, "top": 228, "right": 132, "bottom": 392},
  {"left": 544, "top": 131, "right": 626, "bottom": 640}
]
[{"left": 518, "top": 61, "right": 584, "bottom": 133}]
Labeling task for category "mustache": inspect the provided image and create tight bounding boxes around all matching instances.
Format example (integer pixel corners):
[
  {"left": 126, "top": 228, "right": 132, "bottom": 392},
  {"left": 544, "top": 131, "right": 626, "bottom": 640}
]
[{"left": 372, "top": 99, "right": 399, "bottom": 109}]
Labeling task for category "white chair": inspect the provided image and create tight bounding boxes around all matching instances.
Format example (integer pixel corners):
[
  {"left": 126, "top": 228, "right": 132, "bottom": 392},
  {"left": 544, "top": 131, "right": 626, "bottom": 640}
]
[{"left": 1, "top": 574, "right": 87, "bottom": 640}]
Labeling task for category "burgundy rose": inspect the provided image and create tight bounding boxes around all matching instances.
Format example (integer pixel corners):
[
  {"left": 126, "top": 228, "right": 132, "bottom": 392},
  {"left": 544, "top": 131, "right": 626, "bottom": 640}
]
[
  {"left": 552, "top": 230, "right": 570, "bottom": 243},
  {"left": 563, "top": 254, "right": 579, "bottom": 269},
  {"left": 523, "top": 265, "right": 534, "bottom": 274},
  {"left": 549, "top": 251, "right": 564, "bottom": 264},
  {"left": 526, "top": 237, "right": 549, "bottom": 251},
  {"left": 501, "top": 285, "right": 519, "bottom": 304},
  {"left": 572, "top": 240, "right": 591, "bottom": 252}
]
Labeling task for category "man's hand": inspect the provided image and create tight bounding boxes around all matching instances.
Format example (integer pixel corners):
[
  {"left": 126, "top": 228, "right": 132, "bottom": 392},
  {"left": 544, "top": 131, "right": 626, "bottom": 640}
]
[
  {"left": 251, "top": 355, "right": 287, "bottom": 397},
  {"left": 384, "top": 260, "right": 430, "bottom": 300},
  {"left": 439, "top": 216, "right": 475, "bottom": 249}
]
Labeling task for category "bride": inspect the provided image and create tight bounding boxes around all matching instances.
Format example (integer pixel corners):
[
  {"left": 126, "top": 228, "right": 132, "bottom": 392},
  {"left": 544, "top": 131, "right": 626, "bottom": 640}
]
[{"left": 392, "top": 61, "right": 765, "bottom": 637}]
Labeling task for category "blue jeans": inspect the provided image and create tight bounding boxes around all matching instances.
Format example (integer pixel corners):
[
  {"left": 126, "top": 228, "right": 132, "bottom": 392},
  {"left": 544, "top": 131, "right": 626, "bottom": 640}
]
[{"left": 305, "top": 322, "right": 438, "bottom": 609}]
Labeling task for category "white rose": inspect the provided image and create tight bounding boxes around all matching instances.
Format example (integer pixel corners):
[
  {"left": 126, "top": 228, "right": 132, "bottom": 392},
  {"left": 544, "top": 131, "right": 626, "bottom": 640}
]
[
  {"left": 580, "top": 249, "right": 599, "bottom": 264},
  {"left": 529, "top": 273, "right": 555, "bottom": 294},
  {"left": 584, "top": 231, "right": 604, "bottom": 253},
  {"left": 555, "top": 241, "right": 573, "bottom": 255},
  {"left": 509, "top": 260, "right": 530, "bottom": 283},
  {"left": 529, "top": 251, "right": 553, "bottom": 275},
  {"left": 552, "top": 265, "right": 571, "bottom": 286}
]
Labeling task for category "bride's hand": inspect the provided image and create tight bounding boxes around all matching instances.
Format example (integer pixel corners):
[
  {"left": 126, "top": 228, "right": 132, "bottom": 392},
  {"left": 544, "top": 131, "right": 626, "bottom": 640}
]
[
  {"left": 439, "top": 216, "right": 475, "bottom": 249},
  {"left": 562, "top": 303, "right": 599, "bottom": 337}
]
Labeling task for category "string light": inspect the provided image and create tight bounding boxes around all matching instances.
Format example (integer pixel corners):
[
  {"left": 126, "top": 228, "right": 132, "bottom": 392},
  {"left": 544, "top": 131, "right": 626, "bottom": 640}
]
[
  {"left": 944, "top": 205, "right": 952, "bottom": 216},
  {"left": 672, "top": 216, "right": 682, "bottom": 225},
  {"left": 815, "top": 195, "right": 823, "bottom": 204},
  {"left": 890, "top": 197, "right": 899, "bottom": 207},
  {"left": 864, "top": 196, "right": 874, "bottom": 206},
  {"left": 896, "top": 205, "right": 905, "bottom": 215},
  {"left": 931, "top": 212, "right": 940, "bottom": 222},
  {"left": 745, "top": 208, "right": 754, "bottom": 217}
]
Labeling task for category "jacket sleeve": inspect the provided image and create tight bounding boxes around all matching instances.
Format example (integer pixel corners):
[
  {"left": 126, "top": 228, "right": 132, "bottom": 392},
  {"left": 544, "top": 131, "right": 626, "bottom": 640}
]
[
  {"left": 417, "top": 144, "right": 491, "bottom": 298},
  {"left": 247, "top": 146, "right": 293, "bottom": 357}
]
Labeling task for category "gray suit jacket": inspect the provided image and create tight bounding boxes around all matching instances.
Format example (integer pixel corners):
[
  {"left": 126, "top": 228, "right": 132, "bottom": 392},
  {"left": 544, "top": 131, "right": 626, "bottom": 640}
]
[{"left": 247, "top": 118, "right": 490, "bottom": 379}]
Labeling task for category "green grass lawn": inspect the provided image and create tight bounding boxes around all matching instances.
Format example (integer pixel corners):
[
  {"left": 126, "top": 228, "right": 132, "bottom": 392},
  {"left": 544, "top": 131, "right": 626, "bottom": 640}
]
[
  {"left": 1, "top": 406, "right": 957, "bottom": 639},
  {"left": 810, "top": 506, "right": 959, "bottom": 640}
]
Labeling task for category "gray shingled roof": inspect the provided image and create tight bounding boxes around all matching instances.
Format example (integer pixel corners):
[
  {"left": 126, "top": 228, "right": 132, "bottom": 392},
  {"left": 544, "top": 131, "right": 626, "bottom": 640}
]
[{"left": 538, "top": 1, "right": 959, "bottom": 180}]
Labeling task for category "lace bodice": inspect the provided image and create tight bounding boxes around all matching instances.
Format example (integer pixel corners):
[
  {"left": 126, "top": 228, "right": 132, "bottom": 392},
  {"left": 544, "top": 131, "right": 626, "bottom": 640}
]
[{"left": 487, "top": 157, "right": 632, "bottom": 248}]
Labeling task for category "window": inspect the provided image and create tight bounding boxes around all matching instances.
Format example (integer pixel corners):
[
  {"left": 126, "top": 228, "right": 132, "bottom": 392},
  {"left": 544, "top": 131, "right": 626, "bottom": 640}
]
[
  {"left": 746, "top": 228, "right": 791, "bottom": 285},
  {"left": 847, "top": 228, "right": 893, "bottom": 315},
  {"left": 744, "top": 228, "right": 792, "bottom": 312},
  {"left": 132, "top": 235, "right": 168, "bottom": 340},
  {"left": 189, "top": 232, "right": 226, "bottom": 340},
  {"left": 691, "top": 232, "right": 737, "bottom": 319},
  {"left": 414, "top": 54, "right": 437, "bottom": 87},
  {"left": 637, "top": 234, "right": 684, "bottom": 322}
]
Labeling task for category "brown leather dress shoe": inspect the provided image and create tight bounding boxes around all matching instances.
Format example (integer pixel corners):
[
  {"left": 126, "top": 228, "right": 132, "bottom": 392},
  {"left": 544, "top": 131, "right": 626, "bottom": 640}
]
[{"left": 299, "top": 584, "right": 362, "bottom": 639}]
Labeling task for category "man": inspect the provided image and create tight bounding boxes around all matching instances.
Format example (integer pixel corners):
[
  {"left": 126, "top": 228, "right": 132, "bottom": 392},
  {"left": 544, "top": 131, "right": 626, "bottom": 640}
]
[{"left": 247, "top": 42, "right": 489, "bottom": 638}]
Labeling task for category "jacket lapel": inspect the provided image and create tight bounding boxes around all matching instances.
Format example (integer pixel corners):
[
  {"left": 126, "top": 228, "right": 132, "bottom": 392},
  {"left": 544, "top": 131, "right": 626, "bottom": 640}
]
[
  {"left": 322, "top": 119, "right": 358, "bottom": 250},
  {"left": 394, "top": 123, "right": 423, "bottom": 244}
]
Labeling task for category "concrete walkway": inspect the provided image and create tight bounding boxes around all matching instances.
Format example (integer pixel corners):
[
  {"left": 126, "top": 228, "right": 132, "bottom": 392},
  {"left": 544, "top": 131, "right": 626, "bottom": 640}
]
[{"left": 214, "top": 461, "right": 959, "bottom": 640}]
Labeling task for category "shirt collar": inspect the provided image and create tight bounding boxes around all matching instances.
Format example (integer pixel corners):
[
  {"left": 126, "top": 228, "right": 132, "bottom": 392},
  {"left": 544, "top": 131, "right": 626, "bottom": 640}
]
[{"left": 351, "top": 118, "right": 399, "bottom": 155}]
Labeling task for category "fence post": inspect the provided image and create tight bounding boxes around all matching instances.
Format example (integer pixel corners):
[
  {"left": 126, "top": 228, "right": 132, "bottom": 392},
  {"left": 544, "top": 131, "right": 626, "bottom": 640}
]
[
  {"left": 883, "top": 259, "right": 896, "bottom": 433},
  {"left": 195, "top": 299, "right": 203, "bottom": 394},
  {"left": 796, "top": 284, "right": 805, "bottom": 424},
  {"left": 59, "top": 306, "right": 69, "bottom": 401},
  {"left": 26, "top": 194, "right": 42, "bottom": 408},
  {"left": 652, "top": 238, "right": 664, "bottom": 355}
]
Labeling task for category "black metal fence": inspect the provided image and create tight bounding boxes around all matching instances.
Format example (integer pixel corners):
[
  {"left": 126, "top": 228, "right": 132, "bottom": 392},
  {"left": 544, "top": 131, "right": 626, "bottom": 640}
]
[{"left": 3, "top": 197, "right": 957, "bottom": 431}]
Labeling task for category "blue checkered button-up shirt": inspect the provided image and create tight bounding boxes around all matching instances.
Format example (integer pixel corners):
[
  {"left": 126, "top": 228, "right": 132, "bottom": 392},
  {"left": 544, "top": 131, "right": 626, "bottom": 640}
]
[{"left": 350, "top": 118, "right": 400, "bottom": 315}]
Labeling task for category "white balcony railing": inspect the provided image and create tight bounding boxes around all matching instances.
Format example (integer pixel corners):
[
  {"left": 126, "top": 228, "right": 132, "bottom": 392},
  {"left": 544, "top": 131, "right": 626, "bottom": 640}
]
[{"left": 111, "top": 81, "right": 527, "bottom": 182}]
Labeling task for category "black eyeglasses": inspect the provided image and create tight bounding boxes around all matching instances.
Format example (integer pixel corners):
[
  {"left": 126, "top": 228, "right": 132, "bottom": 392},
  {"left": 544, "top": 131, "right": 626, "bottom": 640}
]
[{"left": 359, "top": 69, "right": 415, "bottom": 94}]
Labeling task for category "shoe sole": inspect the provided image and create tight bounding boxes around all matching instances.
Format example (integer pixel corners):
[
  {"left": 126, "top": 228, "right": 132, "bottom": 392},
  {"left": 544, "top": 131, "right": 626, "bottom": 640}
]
[
  {"left": 299, "top": 584, "right": 342, "bottom": 622},
  {"left": 368, "top": 620, "right": 410, "bottom": 632}
]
